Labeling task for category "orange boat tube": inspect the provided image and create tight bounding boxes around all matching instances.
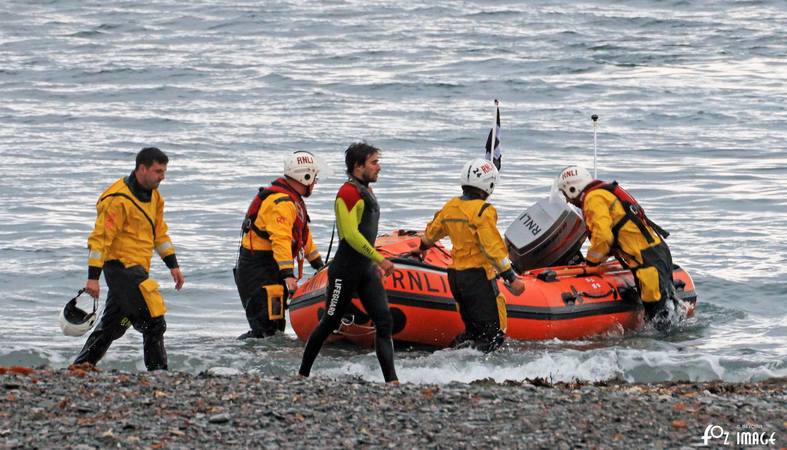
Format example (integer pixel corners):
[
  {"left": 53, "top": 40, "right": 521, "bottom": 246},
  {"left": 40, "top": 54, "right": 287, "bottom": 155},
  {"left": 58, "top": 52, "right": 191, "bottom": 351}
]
[{"left": 289, "top": 231, "right": 697, "bottom": 348}]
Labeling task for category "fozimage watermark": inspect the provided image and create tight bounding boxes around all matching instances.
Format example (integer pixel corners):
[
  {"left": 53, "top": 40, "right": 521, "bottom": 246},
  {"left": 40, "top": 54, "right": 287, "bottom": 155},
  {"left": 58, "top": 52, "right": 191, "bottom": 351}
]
[{"left": 699, "top": 423, "right": 777, "bottom": 446}]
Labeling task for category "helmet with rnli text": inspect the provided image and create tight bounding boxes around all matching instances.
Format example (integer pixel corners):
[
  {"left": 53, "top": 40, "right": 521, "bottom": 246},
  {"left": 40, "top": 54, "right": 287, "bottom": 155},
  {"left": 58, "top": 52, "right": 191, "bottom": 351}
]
[
  {"left": 284, "top": 151, "right": 321, "bottom": 186},
  {"left": 557, "top": 165, "right": 593, "bottom": 200},
  {"left": 460, "top": 158, "right": 499, "bottom": 195},
  {"left": 58, "top": 289, "right": 99, "bottom": 337}
]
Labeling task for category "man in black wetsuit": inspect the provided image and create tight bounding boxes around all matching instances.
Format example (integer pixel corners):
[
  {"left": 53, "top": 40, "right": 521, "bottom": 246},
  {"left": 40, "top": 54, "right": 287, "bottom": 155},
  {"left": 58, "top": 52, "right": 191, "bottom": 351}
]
[{"left": 298, "top": 142, "right": 398, "bottom": 383}]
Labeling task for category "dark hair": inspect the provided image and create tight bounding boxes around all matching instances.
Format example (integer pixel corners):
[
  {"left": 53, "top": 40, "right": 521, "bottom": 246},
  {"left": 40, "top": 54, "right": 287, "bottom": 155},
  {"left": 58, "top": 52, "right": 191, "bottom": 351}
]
[
  {"left": 135, "top": 147, "right": 169, "bottom": 170},
  {"left": 461, "top": 185, "right": 489, "bottom": 200},
  {"left": 344, "top": 142, "right": 380, "bottom": 174}
]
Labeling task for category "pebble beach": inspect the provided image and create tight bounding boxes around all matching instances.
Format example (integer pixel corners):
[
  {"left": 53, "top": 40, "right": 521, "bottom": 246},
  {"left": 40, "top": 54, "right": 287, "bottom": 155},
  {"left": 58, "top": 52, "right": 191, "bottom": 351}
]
[{"left": 1, "top": 367, "right": 783, "bottom": 449}]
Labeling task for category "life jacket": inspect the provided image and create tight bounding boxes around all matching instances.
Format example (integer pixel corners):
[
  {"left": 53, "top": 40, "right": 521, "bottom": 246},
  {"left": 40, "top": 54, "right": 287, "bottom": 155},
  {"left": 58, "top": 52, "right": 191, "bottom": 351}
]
[
  {"left": 241, "top": 177, "right": 311, "bottom": 258},
  {"left": 582, "top": 180, "right": 669, "bottom": 246}
]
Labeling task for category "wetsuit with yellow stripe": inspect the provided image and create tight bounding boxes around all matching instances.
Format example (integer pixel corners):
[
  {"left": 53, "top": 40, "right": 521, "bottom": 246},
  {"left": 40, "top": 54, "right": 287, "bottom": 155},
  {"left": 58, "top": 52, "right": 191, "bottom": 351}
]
[
  {"left": 299, "top": 177, "right": 397, "bottom": 382},
  {"left": 422, "top": 190, "right": 516, "bottom": 352},
  {"left": 235, "top": 178, "right": 323, "bottom": 338},
  {"left": 75, "top": 172, "right": 178, "bottom": 370},
  {"left": 581, "top": 183, "right": 674, "bottom": 322}
]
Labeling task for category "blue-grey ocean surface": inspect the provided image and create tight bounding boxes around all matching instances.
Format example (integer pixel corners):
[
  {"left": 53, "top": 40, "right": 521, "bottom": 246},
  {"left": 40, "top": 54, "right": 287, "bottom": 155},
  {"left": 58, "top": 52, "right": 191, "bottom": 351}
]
[{"left": 1, "top": 0, "right": 785, "bottom": 384}]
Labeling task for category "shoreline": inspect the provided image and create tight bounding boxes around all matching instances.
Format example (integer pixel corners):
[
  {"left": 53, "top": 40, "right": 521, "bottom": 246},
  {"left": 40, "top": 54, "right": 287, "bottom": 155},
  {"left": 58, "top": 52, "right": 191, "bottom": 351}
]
[{"left": 1, "top": 368, "right": 784, "bottom": 449}]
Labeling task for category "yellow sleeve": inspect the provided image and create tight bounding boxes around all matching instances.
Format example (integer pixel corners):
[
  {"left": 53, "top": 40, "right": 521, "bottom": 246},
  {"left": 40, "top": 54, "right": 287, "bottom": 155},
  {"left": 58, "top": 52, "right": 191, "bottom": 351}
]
[
  {"left": 476, "top": 204, "right": 512, "bottom": 273},
  {"left": 153, "top": 194, "right": 176, "bottom": 260},
  {"left": 335, "top": 196, "right": 384, "bottom": 263},
  {"left": 303, "top": 228, "right": 320, "bottom": 262},
  {"left": 423, "top": 207, "right": 447, "bottom": 246},
  {"left": 584, "top": 193, "right": 614, "bottom": 264},
  {"left": 262, "top": 195, "right": 297, "bottom": 271},
  {"left": 87, "top": 197, "right": 126, "bottom": 270}
]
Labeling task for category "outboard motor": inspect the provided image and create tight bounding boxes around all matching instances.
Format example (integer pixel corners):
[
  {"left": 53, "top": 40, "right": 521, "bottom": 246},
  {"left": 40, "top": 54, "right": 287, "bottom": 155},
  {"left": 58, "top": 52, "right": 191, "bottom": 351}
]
[{"left": 504, "top": 189, "right": 587, "bottom": 273}]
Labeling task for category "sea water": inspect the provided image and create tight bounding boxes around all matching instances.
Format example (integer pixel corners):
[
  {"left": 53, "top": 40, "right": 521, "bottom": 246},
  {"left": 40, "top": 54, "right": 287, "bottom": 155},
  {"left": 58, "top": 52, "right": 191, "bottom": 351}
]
[{"left": 1, "top": 0, "right": 785, "bottom": 384}]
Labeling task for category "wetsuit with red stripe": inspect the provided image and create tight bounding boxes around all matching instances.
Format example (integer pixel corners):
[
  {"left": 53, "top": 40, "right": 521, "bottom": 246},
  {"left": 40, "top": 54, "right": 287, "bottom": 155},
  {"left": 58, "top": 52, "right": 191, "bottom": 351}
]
[{"left": 298, "top": 177, "right": 397, "bottom": 382}]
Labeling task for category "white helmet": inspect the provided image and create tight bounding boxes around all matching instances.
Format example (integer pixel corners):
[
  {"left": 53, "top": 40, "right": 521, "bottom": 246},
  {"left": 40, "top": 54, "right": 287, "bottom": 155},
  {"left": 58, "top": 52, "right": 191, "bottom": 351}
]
[
  {"left": 59, "top": 289, "right": 99, "bottom": 337},
  {"left": 284, "top": 151, "right": 322, "bottom": 186},
  {"left": 460, "top": 158, "right": 499, "bottom": 195},
  {"left": 557, "top": 166, "right": 593, "bottom": 200}
]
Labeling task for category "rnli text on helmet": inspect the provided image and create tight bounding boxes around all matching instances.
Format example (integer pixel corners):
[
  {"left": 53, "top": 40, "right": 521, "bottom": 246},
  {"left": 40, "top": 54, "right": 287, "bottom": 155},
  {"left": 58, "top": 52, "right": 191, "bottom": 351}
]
[
  {"left": 561, "top": 168, "right": 578, "bottom": 180},
  {"left": 474, "top": 162, "right": 493, "bottom": 177}
]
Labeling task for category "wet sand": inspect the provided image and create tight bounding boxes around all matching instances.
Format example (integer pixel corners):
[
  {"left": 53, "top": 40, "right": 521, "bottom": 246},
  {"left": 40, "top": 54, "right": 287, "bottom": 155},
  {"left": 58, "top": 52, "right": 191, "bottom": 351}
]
[{"left": 0, "top": 367, "right": 784, "bottom": 449}]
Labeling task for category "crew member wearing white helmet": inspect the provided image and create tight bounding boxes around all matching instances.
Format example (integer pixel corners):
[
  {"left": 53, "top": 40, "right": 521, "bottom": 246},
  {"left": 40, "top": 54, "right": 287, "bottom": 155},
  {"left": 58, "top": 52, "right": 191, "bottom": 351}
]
[
  {"left": 415, "top": 158, "right": 525, "bottom": 353},
  {"left": 556, "top": 166, "right": 674, "bottom": 328},
  {"left": 235, "top": 151, "right": 326, "bottom": 339},
  {"left": 73, "top": 147, "right": 185, "bottom": 371}
]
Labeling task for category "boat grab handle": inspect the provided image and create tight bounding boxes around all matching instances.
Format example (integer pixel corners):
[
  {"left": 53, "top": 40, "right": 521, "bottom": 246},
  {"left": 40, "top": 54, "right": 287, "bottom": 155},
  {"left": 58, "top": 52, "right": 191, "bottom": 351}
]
[{"left": 333, "top": 314, "right": 377, "bottom": 337}]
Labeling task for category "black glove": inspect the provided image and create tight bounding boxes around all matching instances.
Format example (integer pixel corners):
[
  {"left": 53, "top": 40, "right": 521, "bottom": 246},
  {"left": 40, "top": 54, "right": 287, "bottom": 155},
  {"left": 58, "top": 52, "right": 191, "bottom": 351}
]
[
  {"left": 278, "top": 268, "right": 295, "bottom": 281},
  {"left": 500, "top": 268, "right": 517, "bottom": 284},
  {"left": 407, "top": 249, "right": 425, "bottom": 261},
  {"left": 310, "top": 257, "right": 325, "bottom": 271},
  {"left": 586, "top": 260, "right": 600, "bottom": 267}
]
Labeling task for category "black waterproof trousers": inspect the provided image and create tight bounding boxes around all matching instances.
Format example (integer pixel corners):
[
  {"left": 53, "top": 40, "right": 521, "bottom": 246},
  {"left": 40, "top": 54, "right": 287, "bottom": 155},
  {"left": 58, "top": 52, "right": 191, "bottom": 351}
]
[
  {"left": 635, "top": 241, "right": 676, "bottom": 327},
  {"left": 447, "top": 267, "right": 506, "bottom": 353},
  {"left": 74, "top": 261, "right": 167, "bottom": 370},
  {"left": 235, "top": 248, "right": 285, "bottom": 338}
]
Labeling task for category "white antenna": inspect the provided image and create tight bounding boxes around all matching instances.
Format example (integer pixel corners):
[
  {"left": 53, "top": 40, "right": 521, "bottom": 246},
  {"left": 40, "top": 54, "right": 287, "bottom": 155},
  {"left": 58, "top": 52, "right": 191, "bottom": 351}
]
[{"left": 591, "top": 114, "right": 599, "bottom": 178}]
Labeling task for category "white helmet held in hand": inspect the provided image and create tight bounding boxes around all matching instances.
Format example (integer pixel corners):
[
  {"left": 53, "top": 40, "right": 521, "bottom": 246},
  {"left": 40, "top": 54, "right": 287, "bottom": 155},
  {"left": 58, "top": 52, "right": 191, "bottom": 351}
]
[
  {"left": 557, "top": 165, "right": 593, "bottom": 200},
  {"left": 284, "top": 151, "right": 323, "bottom": 186},
  {"left": 460, "top": 158, "right": 499, "bottom": 195},
  {"left": 59, "top": 289, "right": 99, "bottom": 337}
]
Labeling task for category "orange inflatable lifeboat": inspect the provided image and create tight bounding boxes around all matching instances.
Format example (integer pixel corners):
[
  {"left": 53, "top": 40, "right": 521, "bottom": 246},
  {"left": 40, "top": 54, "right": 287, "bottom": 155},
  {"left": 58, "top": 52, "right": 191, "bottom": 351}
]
[
  {"left": 291, "top": 196, "right": 696, "bottom": 347},
  {"left": 289, "top": 229, "right": 697, "bottom": 348}
]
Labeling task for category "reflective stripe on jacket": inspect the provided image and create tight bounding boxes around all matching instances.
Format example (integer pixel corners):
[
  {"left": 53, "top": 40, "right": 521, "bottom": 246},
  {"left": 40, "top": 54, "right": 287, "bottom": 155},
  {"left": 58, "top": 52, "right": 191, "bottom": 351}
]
[{"left": 87, "top": 177, "right": 175, "bottom": 272}]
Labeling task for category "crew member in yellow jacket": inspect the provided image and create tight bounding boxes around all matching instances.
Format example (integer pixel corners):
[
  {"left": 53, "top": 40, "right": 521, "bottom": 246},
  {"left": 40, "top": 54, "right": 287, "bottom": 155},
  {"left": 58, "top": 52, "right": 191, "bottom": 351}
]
[
  {"left": 234, "top": 151, "right": 325, "bottom": 339},
  {"left": 557, "top": 165, "right": 675, "bottom": 329},
  {"left": 74, "top": 147, "right": 185, "bottom": 371},
  {"left": 416, "top": 159, "right": 525, "bottom": 353}
]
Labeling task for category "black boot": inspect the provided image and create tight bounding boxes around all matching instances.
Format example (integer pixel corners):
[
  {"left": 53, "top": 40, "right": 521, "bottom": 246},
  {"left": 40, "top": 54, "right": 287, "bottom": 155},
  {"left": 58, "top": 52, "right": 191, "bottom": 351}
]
[
  {"left": 450, "top": 332, "right": 475, "bottom": 349},
  {"left": 474, "top": 330, "right": 505, "bottom": 354},
  {"left": 139, "top": 317, "right": 168, "bottom": 371}
]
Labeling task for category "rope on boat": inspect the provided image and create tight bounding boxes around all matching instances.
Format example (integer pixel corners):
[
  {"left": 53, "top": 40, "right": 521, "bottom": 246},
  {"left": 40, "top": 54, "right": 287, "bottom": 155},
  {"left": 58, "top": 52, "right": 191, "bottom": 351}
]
[{"left": 333, "top": 314, "right": 376, "bottom": 337}]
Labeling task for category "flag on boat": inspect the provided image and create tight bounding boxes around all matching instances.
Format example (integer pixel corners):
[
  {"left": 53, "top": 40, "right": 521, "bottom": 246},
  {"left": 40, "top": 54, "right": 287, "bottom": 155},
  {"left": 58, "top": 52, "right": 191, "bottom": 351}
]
[{"left": 484, "top": 100, "right": 502, "bottom": 170}]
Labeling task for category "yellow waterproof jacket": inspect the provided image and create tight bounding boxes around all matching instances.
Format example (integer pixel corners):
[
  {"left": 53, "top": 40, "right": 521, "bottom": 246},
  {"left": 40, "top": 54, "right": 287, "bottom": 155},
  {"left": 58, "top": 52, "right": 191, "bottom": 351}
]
[
  {"left": 241, "top": 191, "right": 319, "bottom": 275},
  {"left": 423, "top": 196, "right": 512, "bottom": 280},
  {"left": 87, "top": 177, "right": 176, "bottom": 273},
  {"left": 582, "top": 188, "right": 664, "bottom": 268}
]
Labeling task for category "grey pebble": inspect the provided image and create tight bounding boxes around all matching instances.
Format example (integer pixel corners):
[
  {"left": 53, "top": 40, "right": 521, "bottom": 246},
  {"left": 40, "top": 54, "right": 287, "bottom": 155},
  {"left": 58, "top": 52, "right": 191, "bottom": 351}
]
[{"left": 208, "top": 413, "right": 231, "bottom": 424}]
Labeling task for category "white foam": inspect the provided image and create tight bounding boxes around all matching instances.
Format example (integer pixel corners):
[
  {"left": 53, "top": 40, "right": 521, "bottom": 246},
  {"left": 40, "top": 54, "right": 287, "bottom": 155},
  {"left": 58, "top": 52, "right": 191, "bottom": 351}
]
[
  {"left": 316, "top": 344, "right": 787, "bottom": 385},
  {"left": 206, "top": 366, "right": 243, "bottom": 376}
]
